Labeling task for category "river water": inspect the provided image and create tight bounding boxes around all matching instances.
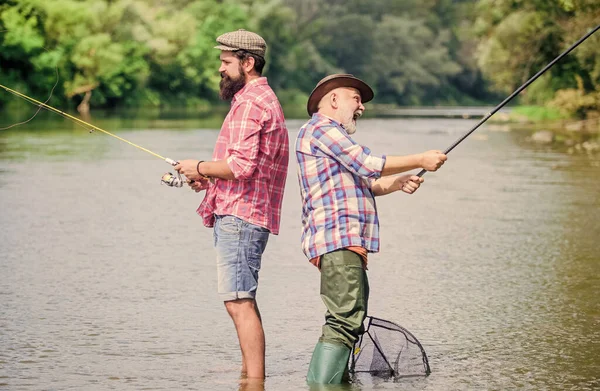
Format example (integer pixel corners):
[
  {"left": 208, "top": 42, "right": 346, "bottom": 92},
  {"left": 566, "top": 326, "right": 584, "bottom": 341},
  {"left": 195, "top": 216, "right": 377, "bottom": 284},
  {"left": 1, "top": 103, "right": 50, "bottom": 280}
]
[{"left": 1, "top": 115, "right": 599, "bottom": 390}]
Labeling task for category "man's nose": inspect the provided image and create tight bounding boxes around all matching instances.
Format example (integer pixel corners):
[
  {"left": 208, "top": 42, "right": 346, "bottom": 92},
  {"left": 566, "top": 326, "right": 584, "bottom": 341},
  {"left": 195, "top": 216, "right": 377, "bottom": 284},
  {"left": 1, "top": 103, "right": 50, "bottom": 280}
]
[
  {"left": 359, "top": 103, "right": 365, "bottom": 111},
  {"left": 219, "top": 64, "right": 226, "bottom": 73}
]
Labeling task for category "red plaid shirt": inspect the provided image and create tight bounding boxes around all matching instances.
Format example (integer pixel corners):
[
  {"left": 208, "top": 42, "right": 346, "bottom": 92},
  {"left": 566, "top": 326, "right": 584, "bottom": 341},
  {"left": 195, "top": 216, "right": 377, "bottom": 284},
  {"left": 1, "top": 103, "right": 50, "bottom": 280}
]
[{"left": 197, "top": 77, "right": 289, "bottom": 234}]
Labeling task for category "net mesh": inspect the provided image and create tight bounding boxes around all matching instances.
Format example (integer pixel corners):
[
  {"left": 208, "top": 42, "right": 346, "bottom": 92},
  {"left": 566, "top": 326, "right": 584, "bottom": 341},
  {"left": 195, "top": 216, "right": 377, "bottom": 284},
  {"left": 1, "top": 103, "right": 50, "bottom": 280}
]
[{"left": 350, "top": 316, "right": 431, "bottom": 378}]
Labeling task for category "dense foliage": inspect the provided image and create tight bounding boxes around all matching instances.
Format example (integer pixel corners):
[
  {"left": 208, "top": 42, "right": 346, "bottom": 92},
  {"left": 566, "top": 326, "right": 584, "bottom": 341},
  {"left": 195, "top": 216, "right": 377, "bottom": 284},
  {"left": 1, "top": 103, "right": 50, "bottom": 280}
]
[
  {"left": 0, "top": 0, "right": 598, "bottom": 117},
  {"left": 472, "top": 0, "right": 600, "bottom": 118}
]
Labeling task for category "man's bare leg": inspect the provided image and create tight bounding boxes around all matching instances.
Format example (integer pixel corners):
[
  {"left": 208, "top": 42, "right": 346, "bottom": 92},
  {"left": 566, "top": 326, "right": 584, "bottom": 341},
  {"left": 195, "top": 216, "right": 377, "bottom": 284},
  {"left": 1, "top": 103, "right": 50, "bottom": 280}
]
[
  {"left": 239, "top": 376, "right": 265, "bottom": 391},
  {"left": 225, "top": 299, "right": 265, "bottom": 379}
]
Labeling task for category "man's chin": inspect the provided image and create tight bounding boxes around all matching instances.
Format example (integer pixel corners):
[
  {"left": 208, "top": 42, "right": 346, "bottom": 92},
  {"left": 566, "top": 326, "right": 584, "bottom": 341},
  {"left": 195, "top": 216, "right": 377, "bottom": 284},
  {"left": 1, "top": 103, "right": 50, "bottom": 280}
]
[
  {"left": 219, "top": 80, "right": 245, "bottom": 100},
  {"left": 344, "top": 123, "right": 357, "bottom": 135}
]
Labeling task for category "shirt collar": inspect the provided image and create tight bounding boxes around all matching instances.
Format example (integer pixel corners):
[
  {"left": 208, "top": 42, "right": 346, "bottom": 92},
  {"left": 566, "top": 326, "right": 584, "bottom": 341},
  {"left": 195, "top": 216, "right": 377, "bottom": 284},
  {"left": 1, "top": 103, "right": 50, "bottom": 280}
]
[
  {"left": 312, "top": 112, "right": 349, "bottom": 135},
  {"left": 232, "top": 77, "right": 268, "bottom": 102}
]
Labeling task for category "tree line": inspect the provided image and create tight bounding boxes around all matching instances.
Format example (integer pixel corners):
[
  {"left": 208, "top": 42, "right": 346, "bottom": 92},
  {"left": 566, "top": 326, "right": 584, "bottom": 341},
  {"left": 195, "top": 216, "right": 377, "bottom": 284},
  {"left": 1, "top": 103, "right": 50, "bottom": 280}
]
[{"left": 1, "top": 0, "right": 598, "bottom": 118}]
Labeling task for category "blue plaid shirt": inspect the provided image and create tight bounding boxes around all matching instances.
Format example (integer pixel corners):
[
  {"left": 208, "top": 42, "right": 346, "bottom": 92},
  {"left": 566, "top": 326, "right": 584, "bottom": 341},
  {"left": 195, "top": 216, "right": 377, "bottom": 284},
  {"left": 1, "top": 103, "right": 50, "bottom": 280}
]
[{"left": 295, "top": 113, "right": 387, "bottom": 260}]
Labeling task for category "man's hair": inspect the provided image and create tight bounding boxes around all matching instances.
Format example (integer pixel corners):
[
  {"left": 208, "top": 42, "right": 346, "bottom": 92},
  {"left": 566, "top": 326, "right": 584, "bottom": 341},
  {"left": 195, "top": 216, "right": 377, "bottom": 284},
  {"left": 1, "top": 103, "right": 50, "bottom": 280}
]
[{"left": 233, "top": 50, "right": 265, "bottom": 75}]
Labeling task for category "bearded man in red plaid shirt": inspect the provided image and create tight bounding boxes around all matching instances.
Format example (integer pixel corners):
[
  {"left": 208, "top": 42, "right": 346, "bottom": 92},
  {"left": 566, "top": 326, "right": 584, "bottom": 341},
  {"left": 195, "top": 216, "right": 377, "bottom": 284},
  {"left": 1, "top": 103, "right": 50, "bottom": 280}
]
[
  {"left": 176, "top": 29, "right": 289, "bottom": 380},
  {"left": 296, "top": 74, "right": 447, "bottom": 384}
]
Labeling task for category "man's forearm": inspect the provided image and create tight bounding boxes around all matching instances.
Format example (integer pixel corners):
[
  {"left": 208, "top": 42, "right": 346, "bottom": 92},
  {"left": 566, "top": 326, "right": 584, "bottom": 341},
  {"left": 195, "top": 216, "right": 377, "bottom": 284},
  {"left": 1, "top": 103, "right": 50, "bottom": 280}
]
[
  {"left": 371, "top": 176, "right": 402, "bottom": 196},
  {"left": 198, "top": 159, "right": 236, "bottom": 180},
  {"left": 380, "top": 154, "right": 423, "bottom": 176}
]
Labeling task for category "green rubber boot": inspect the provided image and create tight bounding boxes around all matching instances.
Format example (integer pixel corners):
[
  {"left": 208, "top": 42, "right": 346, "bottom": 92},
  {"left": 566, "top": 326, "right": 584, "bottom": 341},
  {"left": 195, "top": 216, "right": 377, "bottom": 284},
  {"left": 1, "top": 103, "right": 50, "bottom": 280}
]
[{"left": 306, "top": 341, "right": 351, "bottom": 384}]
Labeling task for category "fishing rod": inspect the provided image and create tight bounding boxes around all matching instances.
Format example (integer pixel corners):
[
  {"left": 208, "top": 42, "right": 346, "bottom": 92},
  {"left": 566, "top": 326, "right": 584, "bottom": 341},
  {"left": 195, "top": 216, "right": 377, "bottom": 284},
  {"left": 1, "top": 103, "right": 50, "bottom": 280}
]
[
  {"left": 0, "top": 83, "right": 187, "bottom": 187},
  {"left": 417, "top": 23, "right": 600, "bottom": 177}
]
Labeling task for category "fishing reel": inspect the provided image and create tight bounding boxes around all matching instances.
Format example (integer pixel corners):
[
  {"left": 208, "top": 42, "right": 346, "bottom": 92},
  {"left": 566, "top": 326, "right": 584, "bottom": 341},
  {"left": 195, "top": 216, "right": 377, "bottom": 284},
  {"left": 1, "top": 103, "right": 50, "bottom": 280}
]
[
  {"left": 161, "top": 171, "right": 185, "bottom": 187},
  {"left": 161, "top": 158, "right": 186, "bottom": 187},
  {"left": 161, "top": 158, "right": 209, "bottom": 188}
]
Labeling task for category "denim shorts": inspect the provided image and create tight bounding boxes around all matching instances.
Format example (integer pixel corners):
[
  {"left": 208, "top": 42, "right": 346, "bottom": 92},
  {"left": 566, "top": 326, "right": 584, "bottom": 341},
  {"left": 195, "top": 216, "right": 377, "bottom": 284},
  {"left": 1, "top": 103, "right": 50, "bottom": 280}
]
[{"left": 213, "top": 215, "right": 270, "bottom": 301}]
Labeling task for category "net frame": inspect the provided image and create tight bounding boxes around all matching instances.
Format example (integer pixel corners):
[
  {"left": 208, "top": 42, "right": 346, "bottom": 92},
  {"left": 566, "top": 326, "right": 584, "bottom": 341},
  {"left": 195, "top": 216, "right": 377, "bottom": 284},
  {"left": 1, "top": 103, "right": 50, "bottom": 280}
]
[{"left": 349, "top": 315, "right": 431, "bottom": 377}]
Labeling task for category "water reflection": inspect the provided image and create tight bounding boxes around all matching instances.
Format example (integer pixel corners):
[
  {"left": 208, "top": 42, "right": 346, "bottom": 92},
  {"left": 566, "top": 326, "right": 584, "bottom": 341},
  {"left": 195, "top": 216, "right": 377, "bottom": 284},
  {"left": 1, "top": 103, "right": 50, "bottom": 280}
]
[
  {"left": 308, "top": 384, "right": 360, "bottom": 391},
  {"left": 305, "top": 374, "right": 427, "bottom": 391},
  {"left": 1, "top": 106, "right": 230, "bottom": 131}
]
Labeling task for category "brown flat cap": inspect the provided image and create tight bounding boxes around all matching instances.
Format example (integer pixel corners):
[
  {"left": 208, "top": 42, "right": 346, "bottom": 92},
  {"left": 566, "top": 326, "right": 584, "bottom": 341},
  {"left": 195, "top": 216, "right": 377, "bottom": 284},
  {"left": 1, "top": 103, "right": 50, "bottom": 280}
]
[
  {"left": 214, "top": 29, "right": 267, "bottom": 58},
  {"left": 307, "top": 74, "right": 374, "bottom": 116}
]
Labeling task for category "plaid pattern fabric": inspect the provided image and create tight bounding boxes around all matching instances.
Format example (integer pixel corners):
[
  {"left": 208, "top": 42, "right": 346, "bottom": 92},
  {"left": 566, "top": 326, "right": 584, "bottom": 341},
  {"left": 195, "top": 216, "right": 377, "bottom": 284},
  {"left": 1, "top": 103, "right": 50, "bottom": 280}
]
[
  {"left": 214, "top": 29, "right": 267, "bottom": 57},
  {"left": 295, "top": 113, "right": 386, "bottom": 260},
  {"left": 197, "top": 77, "right": 289, "bottom": 234}
]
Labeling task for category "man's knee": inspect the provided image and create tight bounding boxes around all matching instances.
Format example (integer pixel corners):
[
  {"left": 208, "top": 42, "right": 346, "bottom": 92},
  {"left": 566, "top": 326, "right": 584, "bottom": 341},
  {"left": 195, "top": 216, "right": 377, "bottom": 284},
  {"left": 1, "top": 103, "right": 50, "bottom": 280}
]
[
  {"left": 224, "top": 298, "right": 256, "bottom": 320},
  {"left": 319, "top": 250, "right": 369, "bottom": 348}
]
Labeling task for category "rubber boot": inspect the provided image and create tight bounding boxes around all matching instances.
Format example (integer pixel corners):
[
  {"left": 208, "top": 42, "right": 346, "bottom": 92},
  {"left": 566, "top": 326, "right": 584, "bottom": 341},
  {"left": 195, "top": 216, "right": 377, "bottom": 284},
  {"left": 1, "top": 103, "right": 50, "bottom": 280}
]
[{"left": 306, "top": 341, "right": 351, "bottom": 384}]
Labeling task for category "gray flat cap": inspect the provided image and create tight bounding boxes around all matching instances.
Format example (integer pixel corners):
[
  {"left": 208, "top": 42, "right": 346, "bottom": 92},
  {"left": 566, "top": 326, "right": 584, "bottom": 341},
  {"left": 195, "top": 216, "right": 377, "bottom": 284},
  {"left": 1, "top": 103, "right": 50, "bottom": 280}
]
[{"left": 214, "top": 29, "right": 267, "bottom": 58}]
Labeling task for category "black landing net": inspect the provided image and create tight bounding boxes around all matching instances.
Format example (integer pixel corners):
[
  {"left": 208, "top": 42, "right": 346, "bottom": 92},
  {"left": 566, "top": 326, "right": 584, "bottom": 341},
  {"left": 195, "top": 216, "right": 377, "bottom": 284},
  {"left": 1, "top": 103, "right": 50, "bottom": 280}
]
[{"left": 350, "top": 316, "right": 431, "bottom": 378}]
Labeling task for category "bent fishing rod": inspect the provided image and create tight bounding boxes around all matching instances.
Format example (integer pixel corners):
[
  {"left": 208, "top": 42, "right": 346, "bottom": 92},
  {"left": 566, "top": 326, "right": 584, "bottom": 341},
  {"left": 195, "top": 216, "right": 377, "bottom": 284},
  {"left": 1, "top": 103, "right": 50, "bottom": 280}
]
[
  {"left": 0, "top": 84, "right": 187, "bottom": 187},
  {"left": 417, "top": 23, "right": 600, "bottom": 177}
]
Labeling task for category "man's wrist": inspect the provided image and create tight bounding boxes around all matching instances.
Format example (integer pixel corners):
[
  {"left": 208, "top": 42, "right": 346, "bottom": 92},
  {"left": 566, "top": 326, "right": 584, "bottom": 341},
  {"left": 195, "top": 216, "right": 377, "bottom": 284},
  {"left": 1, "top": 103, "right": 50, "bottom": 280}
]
[
  {"left": 417, "top": 153, "right": 424, "bottom": 169},
  {"left": 196, "top": 160, "right": 205, "bottom": 178}
]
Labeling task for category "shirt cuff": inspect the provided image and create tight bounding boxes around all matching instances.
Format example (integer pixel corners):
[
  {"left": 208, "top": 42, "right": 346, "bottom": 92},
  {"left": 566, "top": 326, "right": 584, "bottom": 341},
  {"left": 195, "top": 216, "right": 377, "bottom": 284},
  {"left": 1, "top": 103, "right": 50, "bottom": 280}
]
[
  {"left": 226, "top": 155, "right": 253, "bottom": 180},
  {"left": 363, "top": 154, "right": 386, "bottom": 178}
]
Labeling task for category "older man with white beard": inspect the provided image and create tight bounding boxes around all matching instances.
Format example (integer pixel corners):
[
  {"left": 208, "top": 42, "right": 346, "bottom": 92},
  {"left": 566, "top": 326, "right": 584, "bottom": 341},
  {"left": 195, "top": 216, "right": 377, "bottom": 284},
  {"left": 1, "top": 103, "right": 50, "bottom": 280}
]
[{"left": 295, "top": 74, "right": 447, "bottom": 384}]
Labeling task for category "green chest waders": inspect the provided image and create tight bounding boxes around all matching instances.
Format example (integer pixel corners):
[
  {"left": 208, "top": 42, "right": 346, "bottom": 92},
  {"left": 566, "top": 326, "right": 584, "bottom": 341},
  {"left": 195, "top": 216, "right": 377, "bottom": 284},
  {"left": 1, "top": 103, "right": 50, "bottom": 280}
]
[{"left": 307, "top": 250, "right": 368, "bottom": 384}]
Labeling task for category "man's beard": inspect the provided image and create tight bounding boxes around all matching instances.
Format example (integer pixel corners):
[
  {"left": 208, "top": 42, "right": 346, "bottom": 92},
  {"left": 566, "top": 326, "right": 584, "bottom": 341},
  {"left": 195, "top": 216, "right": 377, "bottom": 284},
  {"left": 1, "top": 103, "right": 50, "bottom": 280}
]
[
  {"left": 219, "top": 70, "right": 246, "bottom": 101},
  {"left": 342, "top": 109, "right": 363, "bottom": 135},
  {"left": 344, "top": 120, "right": 358, "bottom": 135}
]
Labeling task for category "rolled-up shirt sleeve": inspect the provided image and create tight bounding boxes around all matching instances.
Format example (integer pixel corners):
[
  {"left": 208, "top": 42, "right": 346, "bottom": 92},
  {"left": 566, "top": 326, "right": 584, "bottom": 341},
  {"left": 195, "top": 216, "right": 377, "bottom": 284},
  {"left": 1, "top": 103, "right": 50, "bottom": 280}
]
[
  {"left": 226, "top": 101, "right": 268, "bottom": 180},
  {"left": 312, "top": 125, "right": 386, "bottom": 179}
]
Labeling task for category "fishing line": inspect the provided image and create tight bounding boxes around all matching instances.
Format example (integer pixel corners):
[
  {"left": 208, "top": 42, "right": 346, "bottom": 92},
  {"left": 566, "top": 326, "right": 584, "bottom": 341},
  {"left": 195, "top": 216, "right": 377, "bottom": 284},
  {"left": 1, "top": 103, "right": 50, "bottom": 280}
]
[
  {"left": 0, "top": 43, "right": 59, "bottom": 131},
  {"left": 0, "top": 28, "right": 187, "bottom": 186},
  {"left": 0, "top": 84, "right": 188, "bottom": 186},
  {"left": 0, "top": 84, "right": 171, "bottom": 160},
  {"left": 417, "top": 23, "right": 600, "bottom": 177}
]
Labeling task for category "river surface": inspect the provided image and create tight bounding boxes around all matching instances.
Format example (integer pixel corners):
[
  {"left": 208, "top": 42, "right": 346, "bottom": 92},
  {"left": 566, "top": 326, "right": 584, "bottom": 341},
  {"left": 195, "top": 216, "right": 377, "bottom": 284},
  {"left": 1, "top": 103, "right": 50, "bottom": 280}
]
[{"left": 1, "top": 114, "right": 599, "bottom": 390}]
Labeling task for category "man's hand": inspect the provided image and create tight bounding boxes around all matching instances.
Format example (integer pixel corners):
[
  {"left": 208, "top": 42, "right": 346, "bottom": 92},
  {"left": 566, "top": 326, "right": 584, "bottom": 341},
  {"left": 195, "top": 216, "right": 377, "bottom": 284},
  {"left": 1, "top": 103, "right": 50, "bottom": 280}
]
[
  {"left": 420, "top": 150, "right": 447, "bottom": 171},
  {"left": 399, "top": 175, "right": 424, "bottom": 194},
  {"left": 174, "top": 159, "right": 204, "bottom": 182},
  {"left": 188, "top": 177, "right": 210, "bottom": 193}
]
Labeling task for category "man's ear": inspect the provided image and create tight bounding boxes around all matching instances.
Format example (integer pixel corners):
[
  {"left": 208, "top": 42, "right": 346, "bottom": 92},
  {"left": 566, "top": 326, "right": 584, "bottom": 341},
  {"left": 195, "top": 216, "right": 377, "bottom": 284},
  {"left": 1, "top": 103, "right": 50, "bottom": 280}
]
[
  {"left": 330, "top": 92, "right": 338, "bottom": 109},
  {"left": 242, "top": 56, "right": 255, "bottom": 74}
]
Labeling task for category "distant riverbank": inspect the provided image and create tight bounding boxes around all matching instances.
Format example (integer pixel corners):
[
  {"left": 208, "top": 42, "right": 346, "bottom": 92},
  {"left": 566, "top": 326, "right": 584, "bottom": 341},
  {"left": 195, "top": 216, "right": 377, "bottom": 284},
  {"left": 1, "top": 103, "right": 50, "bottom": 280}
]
[
  {"left": 364, "top": 104, "right": 600, "bottom": 156},
  {"left": 2, "top": 104, "right": 598, "bottom": 134},
  {"left": 484, "top": 106, "right": 600, "bottom": 156}
]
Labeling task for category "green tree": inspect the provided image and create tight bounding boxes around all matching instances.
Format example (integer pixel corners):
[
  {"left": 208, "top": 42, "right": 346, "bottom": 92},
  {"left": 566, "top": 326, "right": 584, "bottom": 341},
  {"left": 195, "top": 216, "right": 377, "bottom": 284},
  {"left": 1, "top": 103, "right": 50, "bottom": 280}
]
[
  {"left": 0, "top": 0, "right": 252, "bottom": 111},
  {"left": 472, "top": 0, "right": 600, "bottom": 116},
  {"left": 0, "top": 0, "right": 61, "bottom": 109},
  {"left": 366, "top": 16, "right": 461, "bottom": 105},
  {"left": 279, "top": 0, "right": 469, "bottom": 105}
]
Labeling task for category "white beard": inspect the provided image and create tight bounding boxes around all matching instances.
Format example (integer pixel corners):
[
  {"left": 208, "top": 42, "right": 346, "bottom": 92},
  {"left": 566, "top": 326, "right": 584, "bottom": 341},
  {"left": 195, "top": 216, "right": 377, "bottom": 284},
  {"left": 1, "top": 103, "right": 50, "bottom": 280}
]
[
  {"left": 342, "top": 108, "right": 362, "bottom": 135},
  {"left": 343, "top": 121, "right": 357, "bottom": 135}
]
